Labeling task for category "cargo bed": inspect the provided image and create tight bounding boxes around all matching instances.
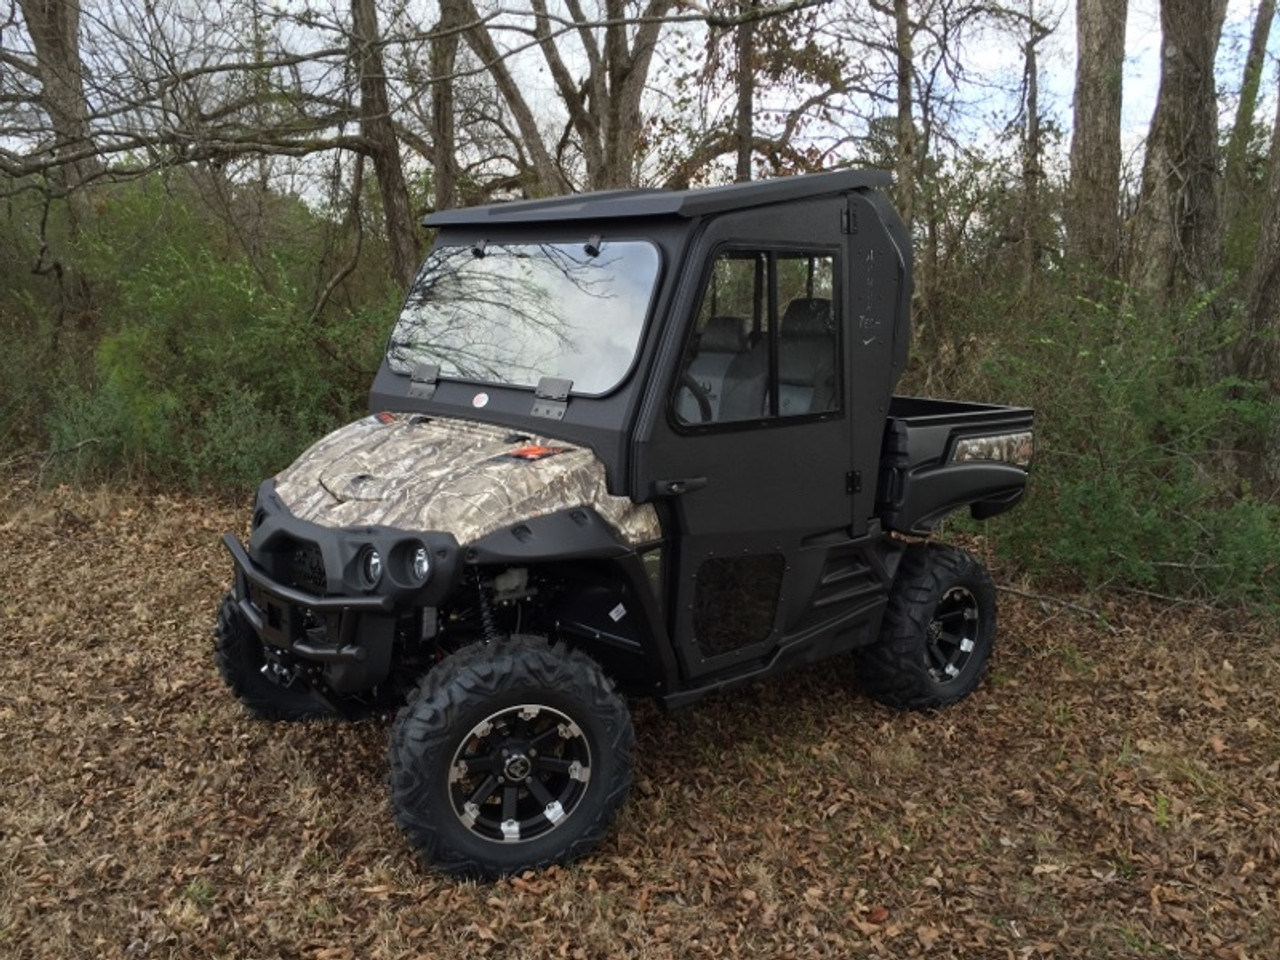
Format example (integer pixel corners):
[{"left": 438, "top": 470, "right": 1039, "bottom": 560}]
[{"left": 878, "top": 396, "right": 1035, "bottom": 535}]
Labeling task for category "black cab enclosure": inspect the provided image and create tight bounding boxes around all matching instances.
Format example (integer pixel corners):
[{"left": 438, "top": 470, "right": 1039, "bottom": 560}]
[{"left": 218, "top": 170, "right": 1033, "bottom": 878}]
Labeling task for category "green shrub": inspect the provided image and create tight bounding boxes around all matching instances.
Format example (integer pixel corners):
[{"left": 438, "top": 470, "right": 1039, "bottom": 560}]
[
  {"left": 7, "top": 175, "right": 398, "bottom": 493},
  {"left": 934, "top": 278, "right": 1280, "bottom": 609}
]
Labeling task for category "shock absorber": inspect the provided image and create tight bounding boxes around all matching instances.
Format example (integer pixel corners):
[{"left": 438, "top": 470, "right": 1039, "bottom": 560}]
[{"left": 470, "top": 566, "right": 501, "bottom": 645}]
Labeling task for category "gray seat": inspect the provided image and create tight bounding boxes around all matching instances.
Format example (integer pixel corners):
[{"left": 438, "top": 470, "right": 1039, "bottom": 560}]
[
  {"left": 776, "top": 298, "right": 837, "bottom": 415},
  {"left": 718, "top": 332, "right": 769, "bottom": 422},
  {"left": 718, "top": 297, "right": 838, "bottom": 420},
  {"left": 677, "top": 315, "right": 749, "bottom": 422}
]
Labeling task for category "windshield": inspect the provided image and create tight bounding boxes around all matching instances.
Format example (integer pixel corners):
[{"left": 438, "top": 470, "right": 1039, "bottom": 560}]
[{"left": 387, "top": 240, "right": 661, "bottom": 395}]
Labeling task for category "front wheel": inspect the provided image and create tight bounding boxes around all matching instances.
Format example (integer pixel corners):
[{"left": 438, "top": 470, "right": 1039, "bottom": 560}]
[
  {"left": 856, "top": 544, "right": 997, "bottom": 710},
  {"left": 389, "top": 636, "right": 634, "bottom": 878},
  {"left": 215, "top": 594, "right": 330, "bottom": 721}
]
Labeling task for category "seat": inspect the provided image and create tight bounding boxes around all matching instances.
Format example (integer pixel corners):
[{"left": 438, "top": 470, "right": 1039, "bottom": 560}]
[
  {"left": 716, "top": 297, "right": 839, "bottom": 421},
  {"left": 776, "top": 298, "right": 837, "bottom": 415},
  {"left": 677, "top": 315, "right": 749, "bottom": 422},
  {"left": 717, "top": 333, "right": 769, "bottom": 421}
]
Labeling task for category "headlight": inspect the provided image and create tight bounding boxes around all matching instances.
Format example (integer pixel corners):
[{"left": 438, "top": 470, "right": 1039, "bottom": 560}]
[
  {"left": 411, "top": 545, "right": 431, "bottom": 584},
  {"left": 361, "top": 547, "right": 383, "bottom": 587}
]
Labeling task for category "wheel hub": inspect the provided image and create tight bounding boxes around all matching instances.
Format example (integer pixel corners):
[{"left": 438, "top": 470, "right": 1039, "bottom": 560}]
[
  {"left": 503, "top": 753, "right": 533, "bottom": 782},
  {"left": 449, "top": 702, "right": 591, "bottom": 844},
  {"left": 926, "top": 586, "right": 981, "bottom": 685}
]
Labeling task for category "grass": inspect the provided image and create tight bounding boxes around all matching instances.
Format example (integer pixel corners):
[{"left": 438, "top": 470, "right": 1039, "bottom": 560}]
[{"left": 1, "top": 484, "right": 1278, "bottom": 959}]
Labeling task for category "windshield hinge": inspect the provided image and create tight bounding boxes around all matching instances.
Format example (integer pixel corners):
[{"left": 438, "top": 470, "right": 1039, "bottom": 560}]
[
  {"left": 846, "top": 470, "right": 862, "bottom": 495},
  {"left": 408, "top": 362, "right": 439, "bottom": 401},
  {"left": 531, "top": 376, "right": 572, "bottom": 421}
]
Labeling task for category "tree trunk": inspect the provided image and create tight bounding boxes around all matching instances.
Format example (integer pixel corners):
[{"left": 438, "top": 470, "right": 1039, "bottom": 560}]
[
  {"left": 460, "top": 0, "right": 570, "bottom": 194},
  {"left": 1235, "top": 86, "right": 1280, "bottom": 490},
  {"left": 16, "top": 0, "right": 101, "bottom": 216},
  {"left": 431, "top": 0, "right": 463, "bottom": 211},
  {"left": 735, "top": 1, "right": 757, "bottom": 183},
  {"left": 1066, "top": 0, "right": 1127, "bottom": 280},
  {"left": 893, "top": 0, "right": 916, "bottom": 230},
  {"left": 488, "top": 0, "right": 673, "bottom": 191},
  {"left": 1130, "top": 0, "right": 1229, "bottom": 310},
  {"left": 1223, "top": 0, "right": 1276, "bottom": 238},
  {"left": 597, "top": 0, "right": 675, "bottom": 189},
  {"left": 1020, "top": 12, "right": 1048, "bottom": 300},
  {"left": 352, "top": 0, "right": 420, "bottom": 289}
]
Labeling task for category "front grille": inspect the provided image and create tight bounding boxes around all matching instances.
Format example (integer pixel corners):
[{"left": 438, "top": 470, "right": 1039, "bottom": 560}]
[{"left": 287, "top": 540, "right": 327, "bottom": 596}]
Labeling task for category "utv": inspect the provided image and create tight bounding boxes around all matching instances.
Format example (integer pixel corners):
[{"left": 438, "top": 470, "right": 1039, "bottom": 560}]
[{"left": 217, "top": 170, "right": 1034, "bottom": 878}]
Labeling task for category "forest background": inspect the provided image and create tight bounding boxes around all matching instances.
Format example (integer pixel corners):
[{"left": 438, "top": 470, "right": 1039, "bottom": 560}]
[{"left": 2, "top": 0, "right": 1279, "bottom": 609}]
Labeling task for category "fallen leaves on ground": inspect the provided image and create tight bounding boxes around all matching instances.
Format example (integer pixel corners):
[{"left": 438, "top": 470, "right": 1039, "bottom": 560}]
[{"left": 1, "top": 485, "right": 1277, "bottom": 959}]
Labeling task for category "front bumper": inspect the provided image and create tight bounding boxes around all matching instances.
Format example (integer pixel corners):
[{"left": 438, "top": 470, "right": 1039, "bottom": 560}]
[
  {"left": 221, "top": 483, "right": 462, "bottom": 694},
  {"left": 225, "top": 534, "right": 391, "bottom": 652}
]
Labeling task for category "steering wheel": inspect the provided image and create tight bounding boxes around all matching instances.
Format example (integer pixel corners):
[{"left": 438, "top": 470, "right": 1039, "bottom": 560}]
[{"left": 679, "top": 372, "right": 714, "bottom": 423}]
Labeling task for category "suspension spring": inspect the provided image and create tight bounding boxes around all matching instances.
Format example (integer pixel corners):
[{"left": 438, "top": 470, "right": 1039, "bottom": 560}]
[{"left": 471, "top": 566, "right": 501, "bottom": 645}]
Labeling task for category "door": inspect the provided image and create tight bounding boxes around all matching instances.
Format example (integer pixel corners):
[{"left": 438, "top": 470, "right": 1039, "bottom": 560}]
[{"left": 633, "top": 199, "right": 855, "bottom": 680}]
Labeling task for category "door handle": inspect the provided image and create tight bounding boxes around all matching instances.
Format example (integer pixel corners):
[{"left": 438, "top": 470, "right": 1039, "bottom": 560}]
[{"left": 653, "top": 477, "right": 708, "bottom": 496}]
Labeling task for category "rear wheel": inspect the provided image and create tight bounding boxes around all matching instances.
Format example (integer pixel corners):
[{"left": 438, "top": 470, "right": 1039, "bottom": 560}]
[
  {"left": 389, "top": 636, "right": 633, "bottom": 878},
  {"left": 215, "top": 594, "right": 330, "bottom": 721},
  {"left": 856, "top": 544, "right": 996, "bottom": 710}
]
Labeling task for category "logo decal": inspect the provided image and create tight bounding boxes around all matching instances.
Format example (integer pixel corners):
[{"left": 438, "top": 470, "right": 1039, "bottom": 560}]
[{"left": 500, "top": 445, "right": 572, "bottom": 462}]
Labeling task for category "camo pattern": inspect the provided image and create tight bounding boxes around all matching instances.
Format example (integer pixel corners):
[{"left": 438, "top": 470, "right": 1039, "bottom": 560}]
[
  {"left": 952, "top": 431, "right": 1034, "bottom": 468},
  {"left": 273, "top": 414, "right": 661, "bottom": 547}
]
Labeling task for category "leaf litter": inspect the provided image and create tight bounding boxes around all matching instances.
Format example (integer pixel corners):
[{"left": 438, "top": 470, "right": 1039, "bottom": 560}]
[{"left": 1, "top": 485, "right": 1277, "bottom": 959}]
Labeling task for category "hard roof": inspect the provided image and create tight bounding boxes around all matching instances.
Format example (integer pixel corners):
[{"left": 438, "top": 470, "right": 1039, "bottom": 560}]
[{"left": 424, "top": 169, "right": 892, "bottom": 227}]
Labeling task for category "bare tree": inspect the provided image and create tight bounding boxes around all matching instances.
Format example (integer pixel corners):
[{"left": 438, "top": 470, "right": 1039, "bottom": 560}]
[
  {"left": 352, "top": 0, "right": 419, "bottom": 288},
  {"left": 447, "top": 0, "right": 570, "bottom": 193},
  {"left": 10, "top": 0, "right": 100, "bottom": 217},
  {"left": 1235, "top": 75, "right": 1280, "bottom": 490},
  {"left": 990, "top": 0, "right": 1056, "bottom": 300},
  {"left": 890, "top": 0, "right": 916, "bottom": 228},
  {"left": 3, "top": 0, "right": 360, "bottom": 183},
  {"left": 735, "top": 0, "right": 758, "bottom": 182},
  {"left": 519, "top": 0, "right": 677, "bottom": 190},
  {"left": 658, "top": 2, "right": 845, "bottom": 188},
  {"left": 1223, "top": 0, "right": 1276, "bottom": 237},
  {"left": 1242, "top": 101, "right": 1280, "bottom": 391},
  {"left": 1130, "top": 0, "right": 1230, "bottom": 309},
  {"left": 430, "top": 0, "right": 464, "bottom": 211},
  {"left": 1066, "top": 0, "right": 1127, "bottom": 280},
  {"left": 826, "top": 0, "right": 997, "bottom": 367}
]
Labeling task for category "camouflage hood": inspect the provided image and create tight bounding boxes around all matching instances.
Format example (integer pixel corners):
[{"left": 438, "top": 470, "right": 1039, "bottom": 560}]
[{"left": 273, "top": 414, "right": 660, "bottom": 547}]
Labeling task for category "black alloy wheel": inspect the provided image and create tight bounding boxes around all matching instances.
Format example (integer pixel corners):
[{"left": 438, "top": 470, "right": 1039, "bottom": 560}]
[
  {"left": 924, "top": 584, "right": 983, "bottom": 685},
  {"left": 390, "top": 636, "right": 633, "bottom": 878},
  {"left": 448, "top": 700, "right": 593, "bottom": 844},
  {"left": 855, "top": 544, "right": 997, "bottom": 710}
]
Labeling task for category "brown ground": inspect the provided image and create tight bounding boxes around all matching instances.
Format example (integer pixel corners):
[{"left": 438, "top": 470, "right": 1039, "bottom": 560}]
[{"left": 1, "top": 486, "right": 1277, "bottom": 959}]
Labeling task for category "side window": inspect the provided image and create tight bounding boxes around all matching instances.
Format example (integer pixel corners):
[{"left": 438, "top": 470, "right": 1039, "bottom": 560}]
[
  {"left": 674, "top": 249, "right": 839, "bottom": 425},
  {"left": 775, "top": 254, "right": 838, "bottom": 417}
]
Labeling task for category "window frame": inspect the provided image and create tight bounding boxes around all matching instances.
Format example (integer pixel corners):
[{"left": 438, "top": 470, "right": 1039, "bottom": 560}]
[{"left": 670, "top": 242, "right": 844, "bottom": 432}]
